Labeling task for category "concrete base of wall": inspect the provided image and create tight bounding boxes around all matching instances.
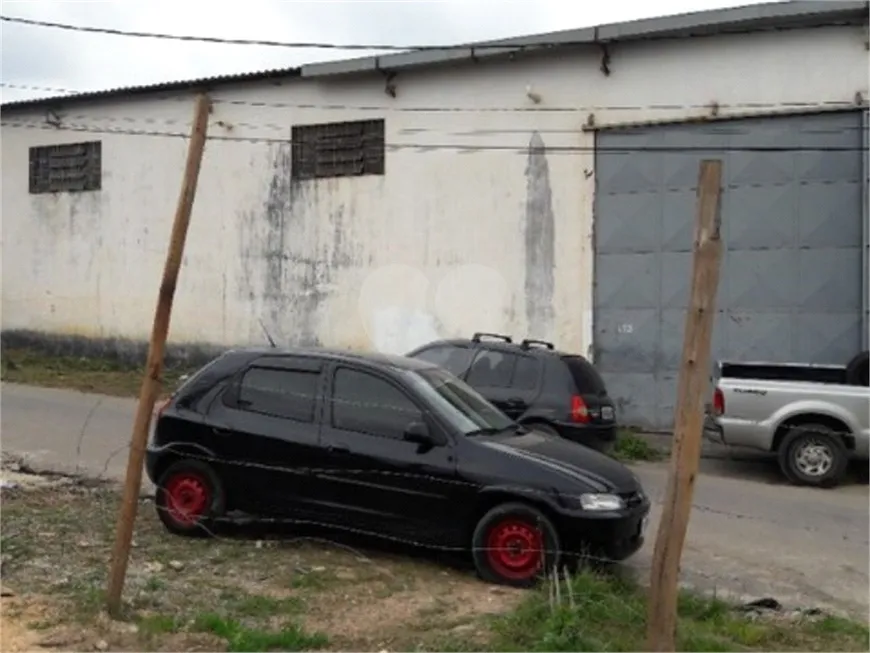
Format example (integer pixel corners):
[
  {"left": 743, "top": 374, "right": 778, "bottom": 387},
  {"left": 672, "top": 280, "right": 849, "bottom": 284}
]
[{"left": 1, "top": 329, "right": 226, "bottom": 369}]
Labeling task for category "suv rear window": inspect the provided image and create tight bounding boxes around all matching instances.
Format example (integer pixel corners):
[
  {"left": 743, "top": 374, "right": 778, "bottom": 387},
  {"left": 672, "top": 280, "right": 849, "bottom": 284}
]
[
  {"left": 562, "top": 355, "right": 607, "bottom": 395},
  {"left": 412, "top": 345, "right": 474, "bottom": 378},
  {"left": 466, "top": 350, "right": 541, "bottom": 390}
]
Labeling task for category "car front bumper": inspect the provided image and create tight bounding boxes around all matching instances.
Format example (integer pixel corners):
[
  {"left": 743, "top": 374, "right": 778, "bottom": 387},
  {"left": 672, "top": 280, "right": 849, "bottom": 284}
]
[{"left": 557, "top": 496, "right": 651, "bottom": 562}]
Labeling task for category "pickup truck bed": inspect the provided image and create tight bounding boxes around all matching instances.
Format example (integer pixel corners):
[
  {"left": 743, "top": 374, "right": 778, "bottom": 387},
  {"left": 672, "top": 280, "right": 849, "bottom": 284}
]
[{"left": 704, "top": 352, "right": 869, "bottom": 488}]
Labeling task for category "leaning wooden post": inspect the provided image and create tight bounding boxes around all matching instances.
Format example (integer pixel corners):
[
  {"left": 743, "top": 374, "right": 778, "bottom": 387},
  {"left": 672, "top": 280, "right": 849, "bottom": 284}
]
[
  {"left": 645, "top": 159, "right": 724, "bottom": 651},
  {"left": 106, "top": 93, "right": 211, "bottom": 616}
]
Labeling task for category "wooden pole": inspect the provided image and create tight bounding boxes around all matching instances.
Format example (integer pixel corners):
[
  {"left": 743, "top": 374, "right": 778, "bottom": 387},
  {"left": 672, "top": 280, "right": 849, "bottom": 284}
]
[
  {"left": 106, "top": 93, "right": 211, "bottom": 616},
  {"left": 645, "top": 159, "right": 724, "bottom": 652}
]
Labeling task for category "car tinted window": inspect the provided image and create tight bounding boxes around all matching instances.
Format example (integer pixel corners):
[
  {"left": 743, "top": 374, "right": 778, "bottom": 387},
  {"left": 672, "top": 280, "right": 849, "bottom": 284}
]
[
  {"left": 332, "top": 368, "right": 422, "bottom": 439},
  {"left": 238, "top": 367, "right": 320, "bottom": 422},
  {"left": 405, "top": 368, "right": 514, "bottom": 435},
  {"left": 466, "top": 350, "right": 517, "bottom": 388},
  {"left": 510, "top": 355, "right": 541, "bottom": 390},
  {"left": 562, "top": 356, "right": 607, "bottom": 395},
  {"left": 412, "top": 345, "right": 474, "bottom": 377}
]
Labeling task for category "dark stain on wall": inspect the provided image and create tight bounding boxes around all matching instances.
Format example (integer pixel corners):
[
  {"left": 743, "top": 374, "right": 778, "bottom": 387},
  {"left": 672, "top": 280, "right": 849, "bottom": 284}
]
[
  {"left": 262, "top": 143, "right": 295, "bottom": 337},
  {"left": 524, "top": 131, "right": 556, "bottom": 339},
  {"left": 237, "top": 145, "right": 358, "bottom": 347}
]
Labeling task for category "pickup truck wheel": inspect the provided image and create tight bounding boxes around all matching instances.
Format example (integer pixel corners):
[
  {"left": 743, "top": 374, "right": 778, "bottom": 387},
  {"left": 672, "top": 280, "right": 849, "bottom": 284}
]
[
  {"left": 155, "top": 459, "right": 225, "bottom": 537},
  {"left": 778, "top": 425, "right": 849, "bottom": 488},
  {"left": 845, "top": 351, "right": 869, "bottom": 386},
  {"left": 471, "top": 502, "right": 561, "bottom": 589}
]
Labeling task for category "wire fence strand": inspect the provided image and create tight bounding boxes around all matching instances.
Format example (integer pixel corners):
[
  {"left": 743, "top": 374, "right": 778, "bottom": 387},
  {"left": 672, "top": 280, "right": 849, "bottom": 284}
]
[
  {"left": 2, "top": 118, "right": 867, "bottom": 152},
  {"left": 3, "top": 81, "right": 865, "bottom": 115}
]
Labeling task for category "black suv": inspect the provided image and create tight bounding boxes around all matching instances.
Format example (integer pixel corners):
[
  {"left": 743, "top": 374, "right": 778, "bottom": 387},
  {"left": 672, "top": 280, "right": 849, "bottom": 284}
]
[
  {"left": 406, "top": 333, "right": 617, "bottom": 451},
  {"left": 146, "top": 347, "right": 648, "bottom": 587}
]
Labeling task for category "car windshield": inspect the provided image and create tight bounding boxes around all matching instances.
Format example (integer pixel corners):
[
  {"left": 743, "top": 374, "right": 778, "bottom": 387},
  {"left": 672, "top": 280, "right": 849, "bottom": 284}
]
[{"left": 403, "top": 367, "right": 515, "bottom": 436}]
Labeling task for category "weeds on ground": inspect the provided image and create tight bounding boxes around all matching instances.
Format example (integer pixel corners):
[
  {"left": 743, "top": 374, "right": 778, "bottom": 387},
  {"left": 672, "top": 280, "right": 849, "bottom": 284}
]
[
  {"left": 0, "top": 347, "right": 197, "bottom": 397},
  {"left": 489, "top": 570, "right": 869, "bottom": 652},
  {"left": 611, "top": 430, "right": 664, "bottom": 462},
  {"left": 191, "top": 613, "right": 329, "bottom": 652}
]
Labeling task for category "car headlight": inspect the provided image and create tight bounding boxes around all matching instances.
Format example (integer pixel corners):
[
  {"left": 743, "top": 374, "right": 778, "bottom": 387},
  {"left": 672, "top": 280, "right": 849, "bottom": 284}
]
[{"left": 578, "top": 493, "right": 625, "bottom": 511}]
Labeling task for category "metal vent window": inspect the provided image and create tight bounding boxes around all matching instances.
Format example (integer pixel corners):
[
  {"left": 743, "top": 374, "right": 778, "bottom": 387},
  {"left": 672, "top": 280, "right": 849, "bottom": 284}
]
[
  {"left": 29, "top": 141, "right": 102, "bottom": 194},
  {"left": 291, "top": 119, "right": 385, "bottom": 180}
]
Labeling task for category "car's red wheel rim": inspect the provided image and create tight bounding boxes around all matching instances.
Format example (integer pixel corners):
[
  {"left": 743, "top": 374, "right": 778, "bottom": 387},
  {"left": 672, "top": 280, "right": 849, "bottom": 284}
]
[
  {"left": 485, "top": 518, "right": 544, "bottom": 580},
  {"left": 163, "top": 472, "right": 210, "bottom": 526}
]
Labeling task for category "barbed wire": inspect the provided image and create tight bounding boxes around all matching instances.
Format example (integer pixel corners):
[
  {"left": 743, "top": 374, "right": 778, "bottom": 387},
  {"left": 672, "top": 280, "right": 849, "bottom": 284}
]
[
  {"left": 1, "top": 14, "right": 858, "bottom": 52},
  {"left": 2, "top": 81, "right": 865, "bottom": 115},
  {"left": 4, "top": 435, "right": 864, "bottom": 595},
  {"left": 36, "top": 373, "right": 862, "bottom": 542},
  {"left": 2, "top": 118, "right": 867, "bottom": 152},
  {"left": 0, "top": 476, "right": 666, "bottom": 639},
  {"left": 2, "top": 476, "right": 852, "bottom": 653},
  {"left": 1, "top": 395, "right": 866, "bottom": 642}
]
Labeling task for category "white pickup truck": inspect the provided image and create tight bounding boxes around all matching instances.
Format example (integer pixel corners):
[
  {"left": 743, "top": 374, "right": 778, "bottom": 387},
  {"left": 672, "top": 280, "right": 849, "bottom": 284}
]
[{"left": 703, "top": 351, "right": 869, "bottom": 487}]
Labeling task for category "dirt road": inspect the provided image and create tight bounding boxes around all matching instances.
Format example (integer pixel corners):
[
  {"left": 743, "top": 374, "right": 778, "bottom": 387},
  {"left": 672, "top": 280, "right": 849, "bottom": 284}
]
[{"left": 2, "top": 382, "right": 867, "bottom": 620}]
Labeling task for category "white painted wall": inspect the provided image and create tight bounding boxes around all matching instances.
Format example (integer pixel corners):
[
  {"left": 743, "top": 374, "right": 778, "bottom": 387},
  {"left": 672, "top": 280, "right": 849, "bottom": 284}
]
[{"left": 2, "top": 25, "right": 867, "bottom": 356}]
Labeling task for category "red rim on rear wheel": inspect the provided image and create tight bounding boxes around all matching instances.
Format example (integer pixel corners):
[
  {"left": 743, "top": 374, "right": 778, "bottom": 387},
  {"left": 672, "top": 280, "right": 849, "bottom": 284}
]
[
  {"left": 164, "top": 473, "right": 210, "bottom": 526},
  {"left": 485, "top": 519, "right": 544, "bottom": 580}
]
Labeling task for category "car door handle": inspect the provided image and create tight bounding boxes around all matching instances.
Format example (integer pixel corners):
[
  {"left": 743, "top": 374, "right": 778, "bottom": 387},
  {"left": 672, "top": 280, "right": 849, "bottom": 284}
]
[
  {"left": 327, "top": 444, "right": 350, "bottom": 455},
  {"left": 506, "top": 397, "right": 526, "bottom": 407},
  {"left": 212, "top": 427, "right": 232, "bottom": 437}
]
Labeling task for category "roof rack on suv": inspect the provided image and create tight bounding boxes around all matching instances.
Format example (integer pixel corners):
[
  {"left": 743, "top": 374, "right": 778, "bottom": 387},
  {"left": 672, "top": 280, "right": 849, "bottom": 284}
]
[
  {"left": 472, "top": 332, "right": 513, "bottom": 343},
  {"left": 520, "top": 338, "right": 554, "bottom": 350}
]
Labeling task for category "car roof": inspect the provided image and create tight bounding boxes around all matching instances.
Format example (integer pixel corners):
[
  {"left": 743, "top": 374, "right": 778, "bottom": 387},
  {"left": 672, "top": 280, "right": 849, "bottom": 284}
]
[{"left": 221, "top": 346, "right": 438, "bottom": 372}]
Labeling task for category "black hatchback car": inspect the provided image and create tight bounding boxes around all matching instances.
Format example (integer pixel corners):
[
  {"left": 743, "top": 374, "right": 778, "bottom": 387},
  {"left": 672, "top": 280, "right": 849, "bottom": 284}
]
[
  {"left": 406, "top": 333, "right": 617, "bottom": 451},
  {"left": 146, "top": 347, "right": 649, "bottom": 587}
]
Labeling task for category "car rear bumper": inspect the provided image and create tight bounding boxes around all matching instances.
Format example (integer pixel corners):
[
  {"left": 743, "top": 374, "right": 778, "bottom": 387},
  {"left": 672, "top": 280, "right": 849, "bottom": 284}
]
[
  {"left": 554, "top": 422, "right": 618, "bottom": 452},
  {"left": 703, "top": 414, "right": 726, "bottom": 445}
]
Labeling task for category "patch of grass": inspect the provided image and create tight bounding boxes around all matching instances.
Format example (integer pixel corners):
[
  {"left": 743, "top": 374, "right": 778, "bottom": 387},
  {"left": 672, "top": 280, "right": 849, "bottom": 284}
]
[
  {"left": 611, "top": 430, "right": 664, "bottom": 462},
  {"left": 137, "top": 614, "right": 182, "bottom": 635},
  {"left": 143, "top": 576, "right": 167, "bottom": 593},
  {"left": 288, "top": 568, "right": 336, "bottom": 591},
  {"left": 0, "top": 532, "right": 34, "bottom": 562},
  {"left": 489, "top": 571, "right": 870, "bottom": 652},
  {"left": 0, "top": 347, "right": 198, "bottom": 397},
  {"left": 192, "top": 612, "right": 329, "bottom": 652},
  {"left": 225, "top": 592, "right": 305, "bottom": 618}
]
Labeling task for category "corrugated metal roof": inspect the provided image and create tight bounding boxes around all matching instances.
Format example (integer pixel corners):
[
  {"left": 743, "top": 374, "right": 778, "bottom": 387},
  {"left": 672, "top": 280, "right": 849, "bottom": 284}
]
[
  {"left": 2, "top": 0, "right": 866, "bottom": 111},
  {"left": 1, "top": 66, "right": 302, "bottom": 109}
]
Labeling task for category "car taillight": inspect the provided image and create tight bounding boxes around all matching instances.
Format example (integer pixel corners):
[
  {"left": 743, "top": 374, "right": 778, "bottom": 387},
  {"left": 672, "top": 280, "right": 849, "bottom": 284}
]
[
  {"left": 712, "top": 388, "right": 725, "bottom": 416},
  {"left": 570, "top": 395, "right": 590, "bottom": 423}
]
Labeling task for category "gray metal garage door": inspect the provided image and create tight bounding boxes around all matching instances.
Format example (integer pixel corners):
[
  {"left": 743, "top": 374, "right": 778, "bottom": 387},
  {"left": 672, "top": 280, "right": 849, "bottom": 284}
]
[{"left": 593, "top": 111, "right": 866, "bottom": 430}]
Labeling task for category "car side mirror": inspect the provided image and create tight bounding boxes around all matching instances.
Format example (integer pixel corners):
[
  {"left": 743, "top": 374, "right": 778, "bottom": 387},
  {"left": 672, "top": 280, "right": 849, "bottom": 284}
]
[{"left": 403, "top": 421, "right": 436, "bottom": 447}]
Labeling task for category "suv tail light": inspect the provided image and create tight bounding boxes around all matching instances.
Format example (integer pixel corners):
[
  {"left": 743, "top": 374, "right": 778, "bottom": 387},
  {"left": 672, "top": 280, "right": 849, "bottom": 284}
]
[
  {"left": 570, "top": 395, "right": 590, "bottom": 423},
  {"left": 712, "top": 388, "right": 725, "bottom": 416}
]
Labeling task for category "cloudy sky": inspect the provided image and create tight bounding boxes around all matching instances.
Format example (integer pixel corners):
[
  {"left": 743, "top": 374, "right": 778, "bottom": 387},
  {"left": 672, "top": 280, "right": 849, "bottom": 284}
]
[{"left": 2, "top": 0, "right": 764, "bottom": 102}]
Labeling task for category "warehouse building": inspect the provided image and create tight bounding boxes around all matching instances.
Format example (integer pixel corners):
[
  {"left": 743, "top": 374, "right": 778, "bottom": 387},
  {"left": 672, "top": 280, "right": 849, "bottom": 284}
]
[{"left": 2, "top": 0, "right": 868, "bottom": 428}]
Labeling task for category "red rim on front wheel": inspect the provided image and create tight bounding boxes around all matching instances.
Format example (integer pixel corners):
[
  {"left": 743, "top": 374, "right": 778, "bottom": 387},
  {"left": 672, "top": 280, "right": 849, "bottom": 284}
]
[
  {"left": 485, "top": 519, "right": 544, "bottom": 580},
  {"left": 163, "top": 473, "right": 210, "bottom": 526}
]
